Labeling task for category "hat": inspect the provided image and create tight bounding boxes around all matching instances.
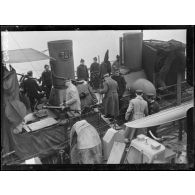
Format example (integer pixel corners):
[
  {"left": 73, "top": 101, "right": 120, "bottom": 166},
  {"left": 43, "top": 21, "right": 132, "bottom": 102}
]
[
  {"left": 103, "top": 73, "right": 109, "bottom": 78},
  {"left": 80, "top": 59, "right": 84, "bottom": 63},
  {"left": 135, "top": 89, "right": 143, "bottom": 95},
  {"left": 27, "top": 70, "right": 33, "bottom": 76},
  {"left": 93, "top": 57, "right": 97, "bottom": 61},
  {"left": 146, "top": 92, "right": 155, "bottom": 97}
]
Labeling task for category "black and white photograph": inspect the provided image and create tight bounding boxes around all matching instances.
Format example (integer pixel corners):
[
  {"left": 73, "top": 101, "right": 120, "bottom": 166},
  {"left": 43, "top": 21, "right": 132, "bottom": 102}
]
[{"left": 1, "top": 26, "right": 194, "bottom": 170}]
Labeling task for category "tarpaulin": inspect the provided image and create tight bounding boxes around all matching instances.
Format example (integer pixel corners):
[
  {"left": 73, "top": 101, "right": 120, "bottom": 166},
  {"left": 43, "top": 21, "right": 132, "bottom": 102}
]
[
  {"left": 70, "top": 120, "right": 102, "bottom": 164},
  {"left": 2, "top": 48, "right": 51, "bottom": 64},
  {"left": 12, "top": 124, "right": 67, "bottom": 161}
]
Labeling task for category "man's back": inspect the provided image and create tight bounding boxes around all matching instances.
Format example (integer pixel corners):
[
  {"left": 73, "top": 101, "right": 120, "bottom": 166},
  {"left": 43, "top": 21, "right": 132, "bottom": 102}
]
[
  {"left": 131, "top": 96, "right": 148, "bottom": 118},
  {"left": 105, "top": 77, "right": 118, "bottom": 95},
  {"left": 24, "top": 78, "right": 40, "bottom": 97}
]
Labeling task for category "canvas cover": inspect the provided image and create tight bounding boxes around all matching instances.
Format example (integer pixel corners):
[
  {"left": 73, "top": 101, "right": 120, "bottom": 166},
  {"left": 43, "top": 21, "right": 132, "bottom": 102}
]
[
  {"left": 70, "top": 120, "right": 102, "bottom": 164},
  {"left": 2, "top": 48, "right": 50, "bottom": 64}
]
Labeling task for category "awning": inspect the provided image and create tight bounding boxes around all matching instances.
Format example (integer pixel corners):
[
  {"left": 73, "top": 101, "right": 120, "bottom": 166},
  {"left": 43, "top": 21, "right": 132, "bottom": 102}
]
[
  {"left": 125, "top": 101, "right": 193, "bottom": 129},
  {"left": 2, "top": 48, "right": 52, "bottom": 64}
]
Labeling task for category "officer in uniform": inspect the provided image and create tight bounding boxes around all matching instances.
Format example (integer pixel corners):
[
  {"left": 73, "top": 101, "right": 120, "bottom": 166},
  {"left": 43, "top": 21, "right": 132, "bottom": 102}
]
[
  {"left": 40, "top": 64, "right": 52, "bottom": 99},
  {"left": 77, "top": 59, "right": 89, "bottom": 81},
  {"left": 98, "top": 73, "right": 119, "bottom": 121},
  {"left": 111, "top": 68, "right": 126, "bottom": 110},
  {"left": 147, "top": 93, "right": 160, "bottom": 138},
  {"left": 90, "top": 57, "right": 100, "bottom": 89}
]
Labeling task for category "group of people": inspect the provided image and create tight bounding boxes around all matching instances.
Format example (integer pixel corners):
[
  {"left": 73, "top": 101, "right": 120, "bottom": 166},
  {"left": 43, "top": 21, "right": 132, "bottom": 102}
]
[
  {"left": 20, "top": 64, "right": 52, "bottom": 112},
  {"left": 20, "top": 54, "right": 160, "bottom": 137},
  {"left": 76, "top": 55, "right": 119, "bottom": 90}
]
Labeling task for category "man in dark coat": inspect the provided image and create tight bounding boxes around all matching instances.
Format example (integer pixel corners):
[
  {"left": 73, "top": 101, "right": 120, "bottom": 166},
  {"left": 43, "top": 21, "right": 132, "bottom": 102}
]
[
  {"left": 111, "top": 68, "right": 126, "bottom": 110},
  {"left": 40, "top": 64, "right": 52, "bottom": 99},
  {"left": 146, "top": 93, "right": 160, "bottom": 138},
  {"left": 98, "top": 74, "right": 119, "bottom": 120},
  {"left": 90, "top": 57, "right": 100, "bottom": 89},
  {"left": 77, "top": 59, "right": 89, "bottom": 81},
  {"left": 23, "top": 71, "right": 44, "bottom": 112}
]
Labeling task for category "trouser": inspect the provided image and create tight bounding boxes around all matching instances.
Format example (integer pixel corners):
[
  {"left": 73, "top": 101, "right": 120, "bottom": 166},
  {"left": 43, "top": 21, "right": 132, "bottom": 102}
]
[
  {"left": 44, "top": 84, "right": 52, "bottom": 99},
  {"left": 28, "top": 93, "right": 44, "bottom": 112}
]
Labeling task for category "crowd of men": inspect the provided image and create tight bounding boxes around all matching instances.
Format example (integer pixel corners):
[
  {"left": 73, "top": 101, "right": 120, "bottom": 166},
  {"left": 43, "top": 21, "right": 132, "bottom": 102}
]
[{"left": 20, "top": 55, "right": 160, "bottom": 137}]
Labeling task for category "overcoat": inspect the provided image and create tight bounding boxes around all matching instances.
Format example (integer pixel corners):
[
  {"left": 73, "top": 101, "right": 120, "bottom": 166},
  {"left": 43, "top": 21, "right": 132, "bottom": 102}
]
[{"left": 100, "top": 77, "right": 119, "bottom": 117}]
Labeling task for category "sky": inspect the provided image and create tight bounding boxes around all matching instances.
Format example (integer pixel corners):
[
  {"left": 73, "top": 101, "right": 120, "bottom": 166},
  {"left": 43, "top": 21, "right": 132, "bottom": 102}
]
[{"left": 1, "top": 29, "right": 186, "bottom": 78}]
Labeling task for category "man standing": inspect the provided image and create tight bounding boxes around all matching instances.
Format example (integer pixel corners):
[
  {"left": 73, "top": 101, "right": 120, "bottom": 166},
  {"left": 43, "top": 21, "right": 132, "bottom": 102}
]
[
  {"left": 77, "top": 59, "right": 89, "bottom": 81},
  {"left": 76, "top": 79, "right": 98, "bottom": 112},
  {"left": 146, "top": 93, "right": 160, "bottom": 138},
  {"left": 60, "top": 78, "right": 81, "bottom": 118},
  {"left": 125, "top": 89, "right": 148, "bottom": 121},
  {"left": 98, "top": 74, "right": 119, "bottom": 121},
  {"left": 40, "top": 64, "right": 52, "bottom": 99},
  {"left": 23, "top": 71, "right": 44, "bottom": 112},
  {"left": 90, "top": 57, "right": 100, "bottom": 89},
  {"left": 111, "top": 55, "right": 120, "bottom": 74},
  {"left": 111, "top": 68, "right": 126, "bottom": 110}
]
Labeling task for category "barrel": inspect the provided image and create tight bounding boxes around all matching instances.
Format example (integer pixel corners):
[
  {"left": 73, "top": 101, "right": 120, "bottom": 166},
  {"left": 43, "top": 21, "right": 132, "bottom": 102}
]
[
  {"left": 48, "top": 40, "right": 75, "bottom": 89},
  {"left": 123, "top": 32, "right": 143, "bottom": 71}
]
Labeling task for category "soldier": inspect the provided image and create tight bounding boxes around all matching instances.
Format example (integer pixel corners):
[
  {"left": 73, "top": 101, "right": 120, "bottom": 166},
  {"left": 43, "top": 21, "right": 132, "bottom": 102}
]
[
  {"left": 90, "top": 57, "right": 100, "bottom": 89},
  {"left": 125, "top": 89, "right": 148, "bottom": 121},
  {"left": 40, "top": 64, "right": 52, "bottom": 99},
  {"left": 23, "top": 71, "right": 44, "bottom": 112},
  {"left": 98, "top": 73, "right": 119, "bottom": 121},
  {"left": 147, "top": 93, "right": 160, "bottom": 138},
  {"left": 77, "top": 59, "right": 89, "bottom": 81},
  {"left": 111, "top": 68, "right": 126, "bottom": 110}
]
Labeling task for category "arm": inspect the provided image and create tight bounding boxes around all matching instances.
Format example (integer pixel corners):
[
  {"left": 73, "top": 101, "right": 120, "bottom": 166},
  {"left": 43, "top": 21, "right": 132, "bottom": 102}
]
[
  {"left": 125, "top": 100, "right": 134, "bottom": 120},
  {"left": 34, "top": 80, "right": 42, "bottom": 92},
  {"left": 66, "top": 90, "right": 78, "bottom": 106},
  {"left": 86, "top": 66, "right": 89, "bottom": 79},
  {"left": 99, "top": 82, "right": 108, "bottom": 94}
]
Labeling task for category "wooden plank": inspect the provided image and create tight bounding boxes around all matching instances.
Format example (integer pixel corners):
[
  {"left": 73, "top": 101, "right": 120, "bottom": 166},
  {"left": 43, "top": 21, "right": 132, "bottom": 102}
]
[
  {"left": 107, "top": 142, "right": 126, "bottom": 164},
  {"left": 27, "top": 117, "right": 58, "bottom": 131}
]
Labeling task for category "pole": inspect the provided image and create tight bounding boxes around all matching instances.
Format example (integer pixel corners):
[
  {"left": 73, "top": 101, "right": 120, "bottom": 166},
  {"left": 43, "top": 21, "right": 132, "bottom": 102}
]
[{"left": 177, "top": 72, "right": 182, "bottom": 141}]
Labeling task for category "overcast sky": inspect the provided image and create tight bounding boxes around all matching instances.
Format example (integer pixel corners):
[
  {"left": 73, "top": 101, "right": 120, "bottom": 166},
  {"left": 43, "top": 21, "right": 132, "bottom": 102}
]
[{"left": 1, "top": 29, "right": 186, "bottom": 78}]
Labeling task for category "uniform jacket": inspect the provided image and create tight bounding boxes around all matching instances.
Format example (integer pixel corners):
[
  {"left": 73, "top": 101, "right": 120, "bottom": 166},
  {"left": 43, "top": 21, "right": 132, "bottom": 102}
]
[
  {"left": 65, "top": 83, "right": 81, "bottom": 117},
  {"left": 99, "top": 77, "right": 119, "bottom": 117},
  {"left": 90, "top": 62, "right": 100, "bottom": 74},
  {"left": 77, "top": 64, "right": 89, "bottom": 81},
  {"left": 41, "top": 70, "right": 52, "bottom": 86},
  {"left": 125, "top": 96, "right": 148, "bottom": 121}
]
